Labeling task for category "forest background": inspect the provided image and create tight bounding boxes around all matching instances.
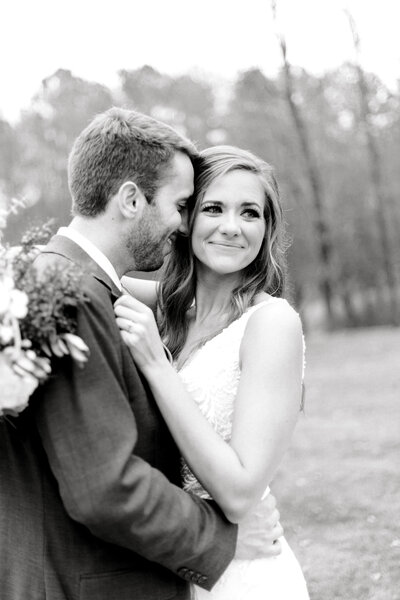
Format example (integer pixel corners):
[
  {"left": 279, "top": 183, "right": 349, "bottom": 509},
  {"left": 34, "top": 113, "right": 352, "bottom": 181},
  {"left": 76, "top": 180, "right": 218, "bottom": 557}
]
[{"left": 1, "top": 7, "right": 399, "bottom": 330}]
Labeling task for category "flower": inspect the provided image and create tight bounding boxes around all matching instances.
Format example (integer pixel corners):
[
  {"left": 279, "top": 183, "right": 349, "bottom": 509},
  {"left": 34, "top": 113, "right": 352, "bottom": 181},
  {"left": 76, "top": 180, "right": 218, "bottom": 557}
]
[
  {"left": 1, "top": 211, "right": 90, "bottom": 418},
  {"left": 10, "top": 289, "right": 29, "bottom": 319},
  {"left": 42, "top": 333, "right": 89, "bottom": 369},
  {"left": 0, "top": 352, "right": 39, "bottom": 417},
  {"left": 0, "top": 268, "right": 28, "bottom": 321},
  {"left": 0, "top": 276, "right": 15, "bottom": 316},
  {"left": 0, "top": 324, "right": 14, "bottom": 345}
]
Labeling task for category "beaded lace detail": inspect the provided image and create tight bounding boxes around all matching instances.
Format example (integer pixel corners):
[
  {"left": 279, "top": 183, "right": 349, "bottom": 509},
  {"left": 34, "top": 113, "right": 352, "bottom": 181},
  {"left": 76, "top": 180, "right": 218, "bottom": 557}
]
[{"left": 178, "top": 298, "right": 304, "bottom": 499}]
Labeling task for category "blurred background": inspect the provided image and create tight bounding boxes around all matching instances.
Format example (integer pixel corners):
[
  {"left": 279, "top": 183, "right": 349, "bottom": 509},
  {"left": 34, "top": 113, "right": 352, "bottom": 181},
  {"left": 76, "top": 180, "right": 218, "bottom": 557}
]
[
  {"left": 1, "top": 1, "right": 399, "bottom": 597},
  {"left": 1, "top": 0, "right": 400, "bottom": 330}
]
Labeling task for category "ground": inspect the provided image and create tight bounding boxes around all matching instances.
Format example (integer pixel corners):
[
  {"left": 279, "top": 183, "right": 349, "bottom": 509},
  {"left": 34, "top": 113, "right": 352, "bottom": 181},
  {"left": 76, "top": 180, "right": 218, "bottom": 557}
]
[{"left": 272, "top": 326, "right": 400, "bottom": 600}]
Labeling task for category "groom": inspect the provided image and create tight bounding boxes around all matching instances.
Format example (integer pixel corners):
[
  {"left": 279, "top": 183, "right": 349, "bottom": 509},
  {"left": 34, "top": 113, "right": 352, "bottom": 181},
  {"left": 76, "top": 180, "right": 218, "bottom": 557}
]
[{"left": 0, "top": 108, "right": 281, "bottom": 600}]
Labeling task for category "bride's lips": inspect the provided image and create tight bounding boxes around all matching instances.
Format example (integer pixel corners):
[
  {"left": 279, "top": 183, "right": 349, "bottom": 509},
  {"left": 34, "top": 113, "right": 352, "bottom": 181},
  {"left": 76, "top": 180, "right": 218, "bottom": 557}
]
[{"left": 208, "top": 241, "right": 244, "bottom": 249}]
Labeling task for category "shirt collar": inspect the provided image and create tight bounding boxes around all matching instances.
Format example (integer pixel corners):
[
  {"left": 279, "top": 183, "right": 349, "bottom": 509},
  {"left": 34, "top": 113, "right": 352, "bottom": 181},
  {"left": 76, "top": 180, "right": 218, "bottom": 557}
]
[{"left": 57, "top": 226, "right": 122, "bottom": 292}]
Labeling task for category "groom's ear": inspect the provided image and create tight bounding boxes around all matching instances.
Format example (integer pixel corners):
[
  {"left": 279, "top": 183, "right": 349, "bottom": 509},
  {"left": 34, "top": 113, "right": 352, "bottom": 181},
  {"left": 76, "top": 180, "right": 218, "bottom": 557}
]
[{"left": 117, "top": 181, "right": 146, "bottom": 219}]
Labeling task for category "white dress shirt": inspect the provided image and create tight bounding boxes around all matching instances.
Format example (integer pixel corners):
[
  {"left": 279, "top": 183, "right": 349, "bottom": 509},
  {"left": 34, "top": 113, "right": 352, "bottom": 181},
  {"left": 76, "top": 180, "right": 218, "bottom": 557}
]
[{"left": 57, "top": 226, "right": 122, "bottom": 292}]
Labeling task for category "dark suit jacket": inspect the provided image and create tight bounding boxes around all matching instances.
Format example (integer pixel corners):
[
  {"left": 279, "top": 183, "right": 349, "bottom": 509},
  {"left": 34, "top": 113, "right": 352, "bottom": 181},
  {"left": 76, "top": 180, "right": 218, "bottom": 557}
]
[{"left": 0, "top": 235, "right": 237, "bottom": 600}]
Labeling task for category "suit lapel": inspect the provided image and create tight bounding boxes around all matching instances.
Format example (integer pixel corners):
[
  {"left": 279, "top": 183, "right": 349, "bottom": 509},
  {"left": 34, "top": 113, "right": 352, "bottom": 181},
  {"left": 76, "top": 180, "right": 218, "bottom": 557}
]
[{"left": 42, "top": 235, "right": 122, "bottom": 301}]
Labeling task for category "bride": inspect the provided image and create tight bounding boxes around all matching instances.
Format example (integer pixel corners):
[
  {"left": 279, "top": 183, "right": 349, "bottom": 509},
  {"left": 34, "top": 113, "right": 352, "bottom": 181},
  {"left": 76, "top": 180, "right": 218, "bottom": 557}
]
[{"left": 115, "top": 145, "right": 309, "bottom": 599}]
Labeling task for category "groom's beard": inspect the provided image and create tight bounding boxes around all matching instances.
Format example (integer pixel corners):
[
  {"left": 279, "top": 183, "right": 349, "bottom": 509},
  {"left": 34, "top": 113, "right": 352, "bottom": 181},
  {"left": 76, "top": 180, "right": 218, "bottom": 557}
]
[{"left": 126, "top": 214, "right": 169, "bottom": 272}]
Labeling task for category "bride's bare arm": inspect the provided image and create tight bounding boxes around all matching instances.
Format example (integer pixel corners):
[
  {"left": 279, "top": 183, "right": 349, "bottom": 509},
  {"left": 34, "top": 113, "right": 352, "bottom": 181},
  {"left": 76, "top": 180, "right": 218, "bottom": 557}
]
[
  {"left": 120, "top": 276, "right": 159, "bottom": 311},
  {"left": 114, "top": 295, "right": 303, "bottom": 524}
]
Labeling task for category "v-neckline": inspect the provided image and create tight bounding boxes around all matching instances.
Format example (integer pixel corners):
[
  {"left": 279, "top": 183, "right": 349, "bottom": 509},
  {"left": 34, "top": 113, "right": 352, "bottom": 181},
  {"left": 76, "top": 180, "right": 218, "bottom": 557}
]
[{"left": 175, "top": 298, "right": 273, "bottom": 372}]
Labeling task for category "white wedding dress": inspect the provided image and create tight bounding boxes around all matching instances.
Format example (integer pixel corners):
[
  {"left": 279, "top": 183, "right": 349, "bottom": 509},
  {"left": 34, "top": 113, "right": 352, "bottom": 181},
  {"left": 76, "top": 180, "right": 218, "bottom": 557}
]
[{"left": 178, "top": 298, "right": 309, "bottom": 599}]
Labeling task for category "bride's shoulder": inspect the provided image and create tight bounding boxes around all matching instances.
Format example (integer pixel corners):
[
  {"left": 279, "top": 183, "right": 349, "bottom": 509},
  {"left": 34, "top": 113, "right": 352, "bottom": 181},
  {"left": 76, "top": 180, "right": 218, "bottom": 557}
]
[
  {"left": 240, "top": 298, "right": 303, "bottom": 369},
  {"left": 240, "top": 295, "right": 305, "bottom": 378},
  {"left": 247, "top": 294, "right": 303, "bottom": 338},
  {"left": 254, "top": 292, "right": 298, "bottom": 312}
]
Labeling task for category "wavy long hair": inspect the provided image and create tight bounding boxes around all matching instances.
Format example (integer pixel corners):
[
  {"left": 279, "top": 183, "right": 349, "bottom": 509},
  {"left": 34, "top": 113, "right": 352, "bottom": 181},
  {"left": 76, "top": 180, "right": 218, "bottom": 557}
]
[{"left": 158, "top": 145, "right": 289, "bottom": 359}]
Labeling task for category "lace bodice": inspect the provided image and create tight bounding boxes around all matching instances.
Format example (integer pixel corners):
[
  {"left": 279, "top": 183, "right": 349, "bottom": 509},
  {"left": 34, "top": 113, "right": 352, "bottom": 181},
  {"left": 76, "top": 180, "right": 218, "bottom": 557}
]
[{"left": 178, "top": 297, "right": 303, "bottom": 499}]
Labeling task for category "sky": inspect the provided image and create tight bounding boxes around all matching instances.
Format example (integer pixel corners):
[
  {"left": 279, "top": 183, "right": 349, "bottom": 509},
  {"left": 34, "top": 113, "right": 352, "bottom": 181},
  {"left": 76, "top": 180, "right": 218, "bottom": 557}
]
[{"left": 1, "top": 0, "right": 399, "bottom": 123}]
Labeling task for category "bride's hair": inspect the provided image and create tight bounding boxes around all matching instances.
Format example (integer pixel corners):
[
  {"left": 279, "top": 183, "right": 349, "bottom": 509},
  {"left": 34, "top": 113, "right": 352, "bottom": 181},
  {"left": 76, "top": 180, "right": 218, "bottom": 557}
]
[{"left": 158, "top": 145, "right": 289, "bottom": 359}]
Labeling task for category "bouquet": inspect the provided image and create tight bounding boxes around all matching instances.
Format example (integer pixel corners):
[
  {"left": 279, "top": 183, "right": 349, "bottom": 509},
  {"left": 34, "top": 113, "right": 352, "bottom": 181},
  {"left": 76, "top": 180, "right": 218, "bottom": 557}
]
[{"left": 0, "top": 199, "right": 89, "bottom": 418}]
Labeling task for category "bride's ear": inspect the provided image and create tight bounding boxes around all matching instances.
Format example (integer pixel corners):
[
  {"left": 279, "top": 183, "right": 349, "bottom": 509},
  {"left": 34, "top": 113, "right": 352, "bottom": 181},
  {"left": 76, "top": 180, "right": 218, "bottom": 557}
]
[{"left": 117, "top": 181, "right": 146, "bottom": 219}]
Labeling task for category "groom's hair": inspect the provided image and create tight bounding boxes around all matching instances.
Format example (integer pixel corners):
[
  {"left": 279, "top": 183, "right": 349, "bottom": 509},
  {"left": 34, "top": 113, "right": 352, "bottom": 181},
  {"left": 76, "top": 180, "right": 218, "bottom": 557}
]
[{"left": 68, "top": 107, "right": 197, "bottom": 217}]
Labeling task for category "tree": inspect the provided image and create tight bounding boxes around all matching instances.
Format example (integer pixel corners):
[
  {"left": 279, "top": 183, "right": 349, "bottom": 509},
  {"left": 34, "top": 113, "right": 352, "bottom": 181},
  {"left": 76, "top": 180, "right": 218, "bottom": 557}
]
[
  {"left": 271, "top": 0, "right": 337, "bottom": 328},
  {"left": 119, "top": 66, "right": 215, "bottom": 146},
  {"left": 224, "top": 68, "right": 316, "bottom": 314},
  {"left": 0, "top": 119, "right": 18, "bottom": 198},
  {"left": 345, "top": 10, "right": 399, "bottom": 324},
  {"left": 7, "top": 70, "right": 113, "bottom": 243}
]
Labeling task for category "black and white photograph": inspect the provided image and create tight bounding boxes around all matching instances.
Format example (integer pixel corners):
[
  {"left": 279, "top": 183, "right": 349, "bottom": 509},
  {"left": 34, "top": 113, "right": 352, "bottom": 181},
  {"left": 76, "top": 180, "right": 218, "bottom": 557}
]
[{"left": 1, "top": 1, "right": 399, "bottom": 598}]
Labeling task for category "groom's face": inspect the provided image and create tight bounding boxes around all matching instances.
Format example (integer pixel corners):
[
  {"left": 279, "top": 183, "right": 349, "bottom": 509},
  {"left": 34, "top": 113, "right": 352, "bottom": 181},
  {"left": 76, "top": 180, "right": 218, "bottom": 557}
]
[{"left": 128, "top": 152, "right": 194, "bottom": 271}]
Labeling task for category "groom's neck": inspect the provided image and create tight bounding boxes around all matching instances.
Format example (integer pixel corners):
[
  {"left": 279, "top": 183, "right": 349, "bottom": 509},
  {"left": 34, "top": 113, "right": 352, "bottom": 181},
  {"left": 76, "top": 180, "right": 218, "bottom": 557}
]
[{"left": 68, "top": 216, "right": 125, "bottom": 275}]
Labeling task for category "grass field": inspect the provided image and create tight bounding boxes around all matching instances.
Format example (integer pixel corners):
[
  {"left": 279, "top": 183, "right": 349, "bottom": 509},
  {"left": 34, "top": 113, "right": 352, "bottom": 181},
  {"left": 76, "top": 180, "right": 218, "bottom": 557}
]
[{"left": 272, "top": 326, "right": 400, "bottom": 600}]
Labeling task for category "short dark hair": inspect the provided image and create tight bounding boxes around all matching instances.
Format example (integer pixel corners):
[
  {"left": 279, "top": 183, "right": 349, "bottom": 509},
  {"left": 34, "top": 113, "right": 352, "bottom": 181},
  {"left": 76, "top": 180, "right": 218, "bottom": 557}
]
[{"left": 68, "top": 107, "right": 197, "bottom": 216}]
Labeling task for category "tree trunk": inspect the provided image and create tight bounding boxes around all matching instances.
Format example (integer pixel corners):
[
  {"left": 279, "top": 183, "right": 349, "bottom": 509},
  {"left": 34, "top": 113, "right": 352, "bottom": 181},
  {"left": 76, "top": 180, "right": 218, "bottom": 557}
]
[
  {"left": 346, "top": 10, "right": 399, "bottom": 325},
  {"left": 271, "top": 1, "right": 337, "bottom": 327}
]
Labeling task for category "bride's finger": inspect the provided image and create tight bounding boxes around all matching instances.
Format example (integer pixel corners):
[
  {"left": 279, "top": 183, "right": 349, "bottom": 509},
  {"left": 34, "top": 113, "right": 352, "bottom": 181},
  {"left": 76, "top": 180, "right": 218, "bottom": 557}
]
[
  {"left": 269, "top": 539, "right": 282, "bottom": 556},
  {"left": 271, "top": 522, "right": 284, "bottom": 540},
  {"left": 115, "top": 305, "right": 158, "bottom": 336},
  {"left": 120, "top": 329, "right": 137, "bottom": 348},
  {"left": 115, "top": 294, "right": 151, "bottom": 313},
  {"left": 114, "top": 304, "right": 142, "bottom": 322},
  {"left": 115, "top": 316, "right": 138, "bottom": 333}
]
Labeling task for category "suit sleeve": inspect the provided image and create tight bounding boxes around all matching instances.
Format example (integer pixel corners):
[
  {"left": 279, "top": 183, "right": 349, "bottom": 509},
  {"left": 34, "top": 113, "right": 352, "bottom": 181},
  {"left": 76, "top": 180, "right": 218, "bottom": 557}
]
[{"left": 34, "top": 284, "right": 237, "bottom": 590}]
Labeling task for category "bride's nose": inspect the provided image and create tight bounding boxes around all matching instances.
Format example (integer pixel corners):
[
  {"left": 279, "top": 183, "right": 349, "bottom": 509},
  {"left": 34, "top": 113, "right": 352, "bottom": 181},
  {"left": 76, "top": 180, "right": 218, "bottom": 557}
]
[{"left": 218, "top": 213, "right": 241, "bottom": 236}]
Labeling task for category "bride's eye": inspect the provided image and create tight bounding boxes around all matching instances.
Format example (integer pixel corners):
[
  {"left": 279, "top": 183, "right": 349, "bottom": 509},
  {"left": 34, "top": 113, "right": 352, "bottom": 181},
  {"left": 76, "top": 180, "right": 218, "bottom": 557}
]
[
  {"left": 201, "top": 203, "right": 222, "bottom": 214},
  {"left": 242, "top": 208, "right": 261, "bottom": 219}
]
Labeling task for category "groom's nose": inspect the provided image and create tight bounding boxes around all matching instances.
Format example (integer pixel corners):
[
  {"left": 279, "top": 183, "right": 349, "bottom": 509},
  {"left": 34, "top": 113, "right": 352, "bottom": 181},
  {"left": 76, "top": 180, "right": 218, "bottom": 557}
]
[{"left": 178, "top": 212, "right": 189, "bottom": 237}]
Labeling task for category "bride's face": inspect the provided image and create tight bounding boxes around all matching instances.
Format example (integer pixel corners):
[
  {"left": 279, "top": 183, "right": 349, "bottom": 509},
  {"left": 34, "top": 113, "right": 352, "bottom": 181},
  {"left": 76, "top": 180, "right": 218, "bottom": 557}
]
[{"left": 191, "top": 170, "right": 266, "bottom": 277}]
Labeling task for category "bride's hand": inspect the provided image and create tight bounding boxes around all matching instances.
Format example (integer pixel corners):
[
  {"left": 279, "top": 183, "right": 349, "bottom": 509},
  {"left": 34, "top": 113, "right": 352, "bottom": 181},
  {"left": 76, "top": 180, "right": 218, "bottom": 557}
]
[
  {"left": 114, "top": 295, "right": 168, "bottom": 372},
  {"left": 235, "top": 492, "right": 283, "bottom": 560}
]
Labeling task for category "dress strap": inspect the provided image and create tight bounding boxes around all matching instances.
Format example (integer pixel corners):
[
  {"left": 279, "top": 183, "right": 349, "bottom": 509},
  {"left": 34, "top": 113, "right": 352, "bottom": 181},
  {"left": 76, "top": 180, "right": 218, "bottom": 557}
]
[{"left": 244, "top": 297, "right": 286, "bottom": 319}]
